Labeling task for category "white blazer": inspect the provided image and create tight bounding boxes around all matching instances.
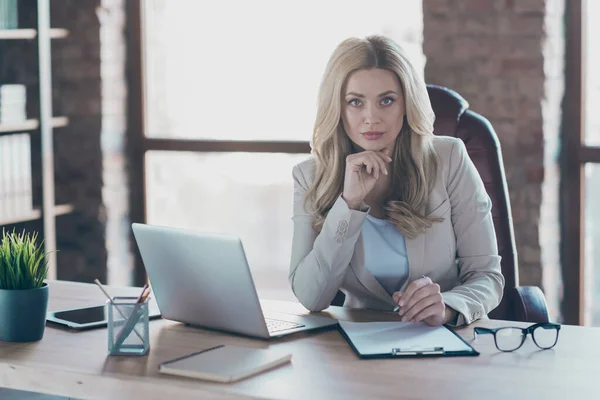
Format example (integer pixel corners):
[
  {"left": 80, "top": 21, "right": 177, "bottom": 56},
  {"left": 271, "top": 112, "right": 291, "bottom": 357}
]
[{"left": 289, "top": 136, "right": 505, "bottom": 326}]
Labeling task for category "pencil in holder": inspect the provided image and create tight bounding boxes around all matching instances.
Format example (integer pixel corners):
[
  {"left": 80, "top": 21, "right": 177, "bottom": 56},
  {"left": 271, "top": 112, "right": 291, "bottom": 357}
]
[{"left": 107, "top": 296, "right": 150, "bottom": 356}]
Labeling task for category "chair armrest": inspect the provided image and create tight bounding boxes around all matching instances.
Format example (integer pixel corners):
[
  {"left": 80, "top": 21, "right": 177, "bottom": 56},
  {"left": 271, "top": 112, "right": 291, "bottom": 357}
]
[{"left": 508, "top": 286, "right": 550, "bottom": 323}]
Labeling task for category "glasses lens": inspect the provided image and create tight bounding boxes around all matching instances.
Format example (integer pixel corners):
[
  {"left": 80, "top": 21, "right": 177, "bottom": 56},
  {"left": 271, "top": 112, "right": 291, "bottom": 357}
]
[
  {"left": 495, "top": 328, "right": 525, "bottom": 351},
  {"left": 532, "top": 325, "right": 559, "bottom": 349}
]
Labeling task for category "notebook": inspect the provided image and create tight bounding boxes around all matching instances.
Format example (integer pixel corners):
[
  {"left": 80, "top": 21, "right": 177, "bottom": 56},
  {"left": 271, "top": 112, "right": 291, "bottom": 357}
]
[
  {"left": 158, "top": 345, "right": 292, "bottom": 383},
  {"left": 338, "top": 321, "right": 478, "bottom": 359}
]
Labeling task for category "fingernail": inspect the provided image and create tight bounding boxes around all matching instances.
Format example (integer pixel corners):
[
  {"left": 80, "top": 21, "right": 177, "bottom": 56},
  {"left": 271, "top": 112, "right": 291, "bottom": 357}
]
[
  {"left": 398, "top": 301, "right": 404, "bottom": 307},
  {"left": 401, "top": 316, "right": 407, "bottom": 322},
  {"left": 384, "top": 168, "right": 388, "bottom": 175}
]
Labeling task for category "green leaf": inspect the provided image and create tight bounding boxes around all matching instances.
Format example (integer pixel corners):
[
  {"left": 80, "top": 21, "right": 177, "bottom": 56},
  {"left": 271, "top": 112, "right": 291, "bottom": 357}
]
[{"left": 0, "top": 229, "right": 53, "bottom": 290}]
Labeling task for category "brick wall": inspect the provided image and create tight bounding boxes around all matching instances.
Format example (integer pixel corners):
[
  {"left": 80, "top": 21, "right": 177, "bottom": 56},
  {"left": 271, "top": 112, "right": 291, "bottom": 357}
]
[
  {"left": 51, "top": 0, "right": 107, "bottom": 282},
  {"left": 46, "top": 0, "right": 131, "bottom": 284},
  {"left": 52, "top": 0, "right": 131, "bottom": 284},
  {"left": 423, "top": 0, "right": 565, "bottom": 320}
]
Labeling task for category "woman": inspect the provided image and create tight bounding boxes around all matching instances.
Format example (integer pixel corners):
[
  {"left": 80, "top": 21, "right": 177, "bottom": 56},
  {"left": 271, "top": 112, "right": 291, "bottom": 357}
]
[{"left": 289, "top": 35, "right": 504, "bottom": 327}]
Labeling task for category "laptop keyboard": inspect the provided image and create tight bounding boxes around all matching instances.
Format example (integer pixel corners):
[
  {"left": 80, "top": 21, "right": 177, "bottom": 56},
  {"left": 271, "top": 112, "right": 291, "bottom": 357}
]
[{"left": 265, "top": 318, "right": 304, "bottom": 333}]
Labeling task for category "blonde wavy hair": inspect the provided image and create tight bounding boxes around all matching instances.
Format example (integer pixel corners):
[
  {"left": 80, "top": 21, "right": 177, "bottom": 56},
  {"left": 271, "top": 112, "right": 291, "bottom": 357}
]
[{"left": 305, "top": 35, "right": 441, "bottom": 239}]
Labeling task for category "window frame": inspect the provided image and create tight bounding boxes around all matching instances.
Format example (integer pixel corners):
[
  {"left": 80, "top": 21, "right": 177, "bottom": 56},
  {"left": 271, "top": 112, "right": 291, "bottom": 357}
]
[
  {"left": 125, "top": 1, "right": 310, "bottom": 285},
  {"left": 562, "top": 0, "right": 600, "bottom": 325}
]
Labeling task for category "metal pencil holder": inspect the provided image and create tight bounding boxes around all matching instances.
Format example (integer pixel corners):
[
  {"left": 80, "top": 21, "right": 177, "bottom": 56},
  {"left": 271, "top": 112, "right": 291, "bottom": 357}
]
[{"left": 107, "top": 296, "right": 150, "bottom": 356}]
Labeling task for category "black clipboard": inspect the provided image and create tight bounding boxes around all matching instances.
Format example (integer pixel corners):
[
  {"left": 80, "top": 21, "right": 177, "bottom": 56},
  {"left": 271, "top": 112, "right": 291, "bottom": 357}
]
[{"left": 338, "top": 321, "right": 479, "bottom": 359}]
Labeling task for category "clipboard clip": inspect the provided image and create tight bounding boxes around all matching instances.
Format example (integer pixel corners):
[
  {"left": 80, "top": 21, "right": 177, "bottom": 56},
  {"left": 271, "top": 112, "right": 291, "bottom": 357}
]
[{"left": 391, "top": 347, "right": 445, "bottom": 356}]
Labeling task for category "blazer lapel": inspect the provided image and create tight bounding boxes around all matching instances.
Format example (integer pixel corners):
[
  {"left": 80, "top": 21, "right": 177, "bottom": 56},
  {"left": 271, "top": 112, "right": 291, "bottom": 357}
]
[
  {"left": 402, "top": 196, "right": 447, "bottom": 291},
  {"left": 350, "top": 233, "right": 396, "bottom": 306}
]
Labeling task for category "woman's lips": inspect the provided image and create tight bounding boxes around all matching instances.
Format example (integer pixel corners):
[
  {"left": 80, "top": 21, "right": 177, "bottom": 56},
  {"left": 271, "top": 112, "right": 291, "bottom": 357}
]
[{"left": 361, "top": 131, "right": 384, "bottom": 140}]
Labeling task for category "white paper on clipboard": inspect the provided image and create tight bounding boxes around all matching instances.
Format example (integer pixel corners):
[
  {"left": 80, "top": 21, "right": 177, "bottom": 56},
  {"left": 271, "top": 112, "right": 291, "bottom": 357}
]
[{"left": 338, "top": 321, "right": 473, "bottom": 356}]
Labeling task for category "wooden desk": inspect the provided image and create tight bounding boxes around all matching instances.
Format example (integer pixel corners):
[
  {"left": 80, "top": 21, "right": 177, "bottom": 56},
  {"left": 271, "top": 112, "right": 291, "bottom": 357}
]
[{"left": 0, "top": 281, "right": 596, "bottom": 399}]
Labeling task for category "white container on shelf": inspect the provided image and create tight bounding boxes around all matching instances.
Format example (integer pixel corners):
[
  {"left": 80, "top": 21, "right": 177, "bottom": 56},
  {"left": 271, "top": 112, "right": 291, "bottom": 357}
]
[{"left": 0, "top": 84, "right": 27, "bottom": 123}]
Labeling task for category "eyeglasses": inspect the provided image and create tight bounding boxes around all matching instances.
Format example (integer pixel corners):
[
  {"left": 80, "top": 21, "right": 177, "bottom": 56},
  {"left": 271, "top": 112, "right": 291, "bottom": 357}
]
[{"left": 473, "top": 322, "right": 561, "bottom": 352}]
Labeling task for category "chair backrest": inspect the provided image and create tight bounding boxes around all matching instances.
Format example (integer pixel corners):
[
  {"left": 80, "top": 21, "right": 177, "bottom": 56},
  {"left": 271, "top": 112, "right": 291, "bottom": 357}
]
[{"left": 427, "top": 84, "right": 517, "bottom": 320}]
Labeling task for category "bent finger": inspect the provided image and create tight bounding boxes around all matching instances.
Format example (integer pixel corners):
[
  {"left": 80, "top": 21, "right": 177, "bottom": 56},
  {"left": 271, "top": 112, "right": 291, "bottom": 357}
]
[{"left": 402, "top": 295, "right": 442, "bottom": 322}]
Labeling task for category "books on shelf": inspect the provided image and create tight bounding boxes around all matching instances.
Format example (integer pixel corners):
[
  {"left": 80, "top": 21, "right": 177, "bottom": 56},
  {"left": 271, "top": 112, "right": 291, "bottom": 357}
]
[
  {"left": 0, "top": 84, "right": 27, "bottom": 123},
  {"left": 0, "top": 0, "right": 19, "bottom": 30},
  {"left": 0, "top": 133, "right": 33, "bottom": 222}
]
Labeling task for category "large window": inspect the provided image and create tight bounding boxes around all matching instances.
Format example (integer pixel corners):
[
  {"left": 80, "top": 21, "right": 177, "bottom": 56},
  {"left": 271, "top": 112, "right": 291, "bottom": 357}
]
[
  {"left": 127, "top": 0, "right": 425, "bottom": 299},
  {"left": 584, "top": 1, "right": 600, "bottom": 147},
  {"left": 583, "top": 0, "right": 600, "bottom": 325},
  {"left": 145, "top": 151, "right": 306, "bottom": 300},
  {"left": 563, "top": 0, "right": 600, "bottom": 325},
  {"left": 143, "top": 0, "right": 425, "bottom": 142}
]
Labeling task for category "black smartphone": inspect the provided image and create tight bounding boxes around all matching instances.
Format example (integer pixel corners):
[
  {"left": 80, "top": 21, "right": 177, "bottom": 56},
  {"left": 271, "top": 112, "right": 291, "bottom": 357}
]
[{"left": 46, "top": 304, "right": 161, "bottom": 330}]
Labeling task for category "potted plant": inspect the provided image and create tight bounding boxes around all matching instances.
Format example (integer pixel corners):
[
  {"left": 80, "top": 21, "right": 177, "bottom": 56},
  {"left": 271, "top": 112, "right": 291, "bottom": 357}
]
[{"left": 0, "top": 229, "right": 52, "bottom": 342}]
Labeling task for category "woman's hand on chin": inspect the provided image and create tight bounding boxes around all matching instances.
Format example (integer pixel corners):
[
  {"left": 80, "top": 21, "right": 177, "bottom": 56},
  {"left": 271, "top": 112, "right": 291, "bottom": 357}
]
[{"left": 342, "top": 151, "right": 392, "bottom": 209}]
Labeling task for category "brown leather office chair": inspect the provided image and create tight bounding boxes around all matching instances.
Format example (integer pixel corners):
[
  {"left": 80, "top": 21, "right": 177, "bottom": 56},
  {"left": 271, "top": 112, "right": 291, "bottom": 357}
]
[{"left": 331, "top": 84, "right": 550, "bottom": 324}]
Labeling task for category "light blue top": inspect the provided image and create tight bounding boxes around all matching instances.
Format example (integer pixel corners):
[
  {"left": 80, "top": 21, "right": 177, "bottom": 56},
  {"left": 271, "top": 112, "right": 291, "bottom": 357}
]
[{"left": 362, "top": 214, "right": 410, "bottom": 295}]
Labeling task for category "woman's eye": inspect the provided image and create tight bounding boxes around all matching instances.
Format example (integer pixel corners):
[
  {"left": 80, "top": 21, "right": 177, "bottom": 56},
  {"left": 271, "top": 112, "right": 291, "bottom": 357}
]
[
  {"left": 348, "top": 99, "right": 362, "bottom": 106},
  {"left": 381, "top": 97, "right": 395, "bottom": 106}
]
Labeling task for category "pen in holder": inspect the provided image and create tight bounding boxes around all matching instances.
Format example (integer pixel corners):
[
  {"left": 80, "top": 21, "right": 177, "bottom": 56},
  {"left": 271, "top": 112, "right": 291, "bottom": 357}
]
[{"left": 107, "top": 296, "right": 150, "bottom": 356}]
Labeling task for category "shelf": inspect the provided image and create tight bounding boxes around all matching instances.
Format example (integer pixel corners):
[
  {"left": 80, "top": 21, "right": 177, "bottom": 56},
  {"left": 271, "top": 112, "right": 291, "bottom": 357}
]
[
  {"left": 0, "top": 28, "right": 69, "bottom": 40},
  {"left": 0, "top": 204, "right": 75, "bottom": 226},
  {"left": 0, "top": 117, "right": 69, "bottom": 133},
  {"left": 0, "top": 209, "right": 42, "bottom": 226},
  {"left": 54, "top": 204, "right": 75, "bottom": 216}
]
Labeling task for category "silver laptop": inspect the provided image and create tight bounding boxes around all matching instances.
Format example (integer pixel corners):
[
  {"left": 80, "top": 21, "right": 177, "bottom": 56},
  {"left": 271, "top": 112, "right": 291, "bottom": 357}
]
[{"left": 131, "top": 223, "right": 338, "bottom": 339}]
